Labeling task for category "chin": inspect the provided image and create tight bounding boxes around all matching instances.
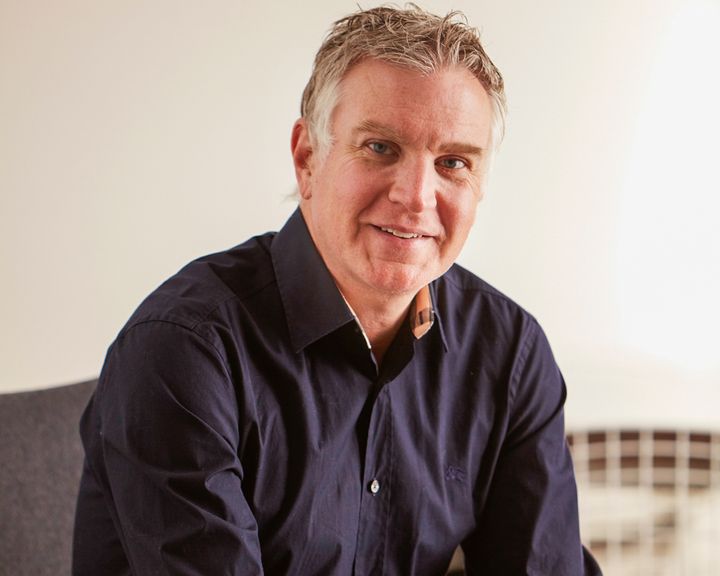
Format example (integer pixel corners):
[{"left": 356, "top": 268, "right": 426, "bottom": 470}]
[{"left": 365, "top": 264, "right": 433, "bottom": 297}]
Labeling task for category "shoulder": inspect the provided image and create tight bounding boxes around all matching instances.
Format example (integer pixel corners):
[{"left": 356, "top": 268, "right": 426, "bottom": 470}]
[
  {"left": 95, "top": 232, "right": 284, "bottom": 405},
  {"left": 436, "top": 266, "right": 565, "bottom": 430},
  {"left": 121, "top": 232, "right": 278, "bottom": 336},
  {"left": 102, "top": 231, "right": 288, "bottom": 375},
  {"left": 435, "top": 263, "right": 542, "bottom": 346}
]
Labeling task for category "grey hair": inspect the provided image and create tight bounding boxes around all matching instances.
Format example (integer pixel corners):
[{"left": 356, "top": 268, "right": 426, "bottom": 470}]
[{"left": 300, "top": 4, "right": 507, "bottom": 159}]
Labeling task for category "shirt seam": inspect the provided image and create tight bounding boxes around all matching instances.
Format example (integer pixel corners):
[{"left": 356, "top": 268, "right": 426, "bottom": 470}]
[
  {"left": 118, "top": 318, "right": 234, "bottom": 382},
  {"left": 192, "top": 277, "right": 278, "bottom": 330},
  {"left": 507, "top": 318, "right": 541, "bottom": 425},
  {"left": 122, "top": 267, "right": 278, "bottom": 349}
]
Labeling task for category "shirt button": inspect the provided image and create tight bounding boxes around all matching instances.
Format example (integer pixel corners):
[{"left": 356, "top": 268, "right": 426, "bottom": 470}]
[{"left": 369, "top": 479, "right": 381, "bottom": 494}]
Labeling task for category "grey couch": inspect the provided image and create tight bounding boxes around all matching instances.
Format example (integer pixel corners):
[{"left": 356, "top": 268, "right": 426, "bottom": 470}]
[{"left": 0, "top": 380, "right": 96, "bottom": 576}]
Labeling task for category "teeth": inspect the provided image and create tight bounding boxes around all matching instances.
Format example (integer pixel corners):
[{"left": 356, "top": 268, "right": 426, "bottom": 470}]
[{"left": 380, "top": 227, "right": 421, "bottom": 239}]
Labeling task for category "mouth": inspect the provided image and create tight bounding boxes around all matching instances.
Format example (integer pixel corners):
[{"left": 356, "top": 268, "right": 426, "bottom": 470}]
[{"left": 378, "top": 226, "right": 425, "bottom": 239}]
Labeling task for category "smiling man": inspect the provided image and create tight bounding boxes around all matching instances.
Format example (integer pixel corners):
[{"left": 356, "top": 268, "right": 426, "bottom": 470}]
[
  {"left": 73, "top": 6, "right": 601, "bottom": 575},
  {"left": 293, "top": 58, "right": 492, "bottom": 365}
]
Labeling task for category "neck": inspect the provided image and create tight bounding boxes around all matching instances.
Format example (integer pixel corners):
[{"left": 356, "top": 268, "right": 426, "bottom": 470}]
[{"left": 340, "top": 288, "right": 414, "bottom": 366}]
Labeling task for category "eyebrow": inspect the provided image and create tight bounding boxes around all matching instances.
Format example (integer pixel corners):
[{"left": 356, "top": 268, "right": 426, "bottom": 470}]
[
  {"left": 353, "top": 120, "right": 486, "bottom": 158},
  {"left": 353, "top": 120, "right": 404, "bottom": 143}
]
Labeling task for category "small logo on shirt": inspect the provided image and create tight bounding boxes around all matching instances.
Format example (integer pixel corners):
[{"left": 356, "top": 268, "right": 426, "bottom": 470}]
[{"left": 445, "top": 465, "right": 466, "bottom": 483}]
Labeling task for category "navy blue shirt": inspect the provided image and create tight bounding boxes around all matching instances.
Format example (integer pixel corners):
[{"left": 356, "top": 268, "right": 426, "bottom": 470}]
[{"left": 73, "top": 209, "right": 600, "bottom": 575}]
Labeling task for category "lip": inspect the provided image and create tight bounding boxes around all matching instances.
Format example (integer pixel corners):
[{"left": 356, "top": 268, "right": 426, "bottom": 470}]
[{"left": 372, "top": 224, "right": 434, "bottom": 239}]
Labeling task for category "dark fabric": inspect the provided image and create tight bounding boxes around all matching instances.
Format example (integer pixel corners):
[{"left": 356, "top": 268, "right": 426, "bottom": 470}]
[
  {"left": 74, "top": 209, "right": 601, "bottom": 575},
  {"left": 0, "top": 379, "right": 96, "bottom": 576}
]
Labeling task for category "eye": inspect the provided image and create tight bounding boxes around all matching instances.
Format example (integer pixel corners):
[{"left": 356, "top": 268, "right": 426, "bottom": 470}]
[
  {"left": 437, "top": 157, "right": 468, "bottom": 170},
  {"left": 368, "top": 141, "right": 392, "bottom": 155}
]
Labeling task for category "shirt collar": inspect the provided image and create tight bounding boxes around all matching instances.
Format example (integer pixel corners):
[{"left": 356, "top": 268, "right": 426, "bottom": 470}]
[
  {"left": 410, "top": 285, "right": 435, "bottom": 339},
  {"left": 271, "top": 208, "right": 445, "bottom": 352}
]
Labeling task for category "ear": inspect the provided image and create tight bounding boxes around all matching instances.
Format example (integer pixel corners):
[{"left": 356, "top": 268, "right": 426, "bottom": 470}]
[{"left": 291, "top": 118, "right": 314, "bottom": 200}]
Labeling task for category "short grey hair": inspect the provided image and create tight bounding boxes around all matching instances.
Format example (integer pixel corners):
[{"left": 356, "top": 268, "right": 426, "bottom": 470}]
[{"left": 300, "top": 4, "right": 507, "bottom": 158}]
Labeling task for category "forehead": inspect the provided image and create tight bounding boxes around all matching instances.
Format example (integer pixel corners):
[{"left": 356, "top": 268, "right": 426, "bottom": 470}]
[{"left": 333, "top": 59, "right": 492, "bottom": 150}]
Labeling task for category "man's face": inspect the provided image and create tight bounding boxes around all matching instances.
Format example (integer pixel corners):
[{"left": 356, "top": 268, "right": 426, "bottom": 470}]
[{"left": 293, "top": 59, "right": 493, "bottom": 303}]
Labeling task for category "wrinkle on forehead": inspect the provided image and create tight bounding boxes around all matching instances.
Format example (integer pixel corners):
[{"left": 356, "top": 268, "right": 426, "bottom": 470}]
[{"left": 335, "top": 61, "right": 492, "bottom": 152}]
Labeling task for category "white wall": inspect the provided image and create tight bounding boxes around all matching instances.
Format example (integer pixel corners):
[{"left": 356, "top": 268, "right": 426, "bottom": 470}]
[{"left": 2, "top": 0, "right": 718, "bottom": 430}]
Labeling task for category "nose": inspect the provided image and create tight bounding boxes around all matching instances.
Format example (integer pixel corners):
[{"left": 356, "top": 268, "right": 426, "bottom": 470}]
[{"left": 387, "top": 157, "right": 437, "bottom": 213}]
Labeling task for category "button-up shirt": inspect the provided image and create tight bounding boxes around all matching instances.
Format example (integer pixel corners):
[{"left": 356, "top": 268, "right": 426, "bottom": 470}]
[{"left": 73, "top": 209, "right": 601, "bottom": 575}]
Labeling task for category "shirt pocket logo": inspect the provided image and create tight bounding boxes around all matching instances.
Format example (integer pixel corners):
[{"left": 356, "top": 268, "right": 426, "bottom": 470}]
[{"left": 444, "top": 465, "right": 466, "bottom": 483}]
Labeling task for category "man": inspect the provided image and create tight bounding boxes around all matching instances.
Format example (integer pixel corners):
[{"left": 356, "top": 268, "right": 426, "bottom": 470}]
[{"left": 73, "top": 6, "right": 601, "bottom": 575}]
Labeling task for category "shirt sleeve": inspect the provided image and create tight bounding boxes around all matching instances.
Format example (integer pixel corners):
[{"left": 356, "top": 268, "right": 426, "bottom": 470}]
[
  {"left": 81, "top": 320, "right": 264, "bottom": 575},
  {"left": 462, "top": 320, "right": 602, "bottom": 576}
]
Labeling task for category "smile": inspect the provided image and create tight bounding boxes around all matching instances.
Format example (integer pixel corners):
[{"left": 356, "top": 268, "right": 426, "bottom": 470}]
[{"left": 379, "top": 226, "right": 423, "bottom": 239}]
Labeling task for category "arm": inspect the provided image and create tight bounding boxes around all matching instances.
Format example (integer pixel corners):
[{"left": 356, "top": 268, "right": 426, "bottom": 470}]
[
  {"left": 463, "top": 321, "right": 601, "bottom": 576},
  {"left": 78, "top": 321, "right": 263, "bottom": 575}
]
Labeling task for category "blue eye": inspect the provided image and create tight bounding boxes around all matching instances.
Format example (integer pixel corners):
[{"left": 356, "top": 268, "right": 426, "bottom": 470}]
[
  {"left": 368, "top": 142, "right": 391, "bottom": 155},
  {"left": 438, "top": 157, "right": 467, "bottom": 170}
]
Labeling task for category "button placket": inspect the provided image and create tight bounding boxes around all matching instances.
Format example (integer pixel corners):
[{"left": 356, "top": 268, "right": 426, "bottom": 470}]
[{"left": 354, "top": 386, "right": 392, "bottom": 575}]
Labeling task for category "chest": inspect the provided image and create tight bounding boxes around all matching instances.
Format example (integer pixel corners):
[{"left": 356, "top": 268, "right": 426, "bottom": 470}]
[{"left": 231, "top": 337, "right": 504, "bottom": 575}]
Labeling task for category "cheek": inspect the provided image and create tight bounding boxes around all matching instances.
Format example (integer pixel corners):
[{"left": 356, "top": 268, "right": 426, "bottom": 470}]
[
  {"left": 338, "top": 171, "right": 387, "bottom": 210},
  {"left": 439, "top": 194, "right": 478, "bottom": 240}
]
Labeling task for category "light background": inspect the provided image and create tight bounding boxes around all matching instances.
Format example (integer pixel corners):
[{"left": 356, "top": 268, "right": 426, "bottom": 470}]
[{"left": 2, "top": 0, "right": 718, "bottom": 430}]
